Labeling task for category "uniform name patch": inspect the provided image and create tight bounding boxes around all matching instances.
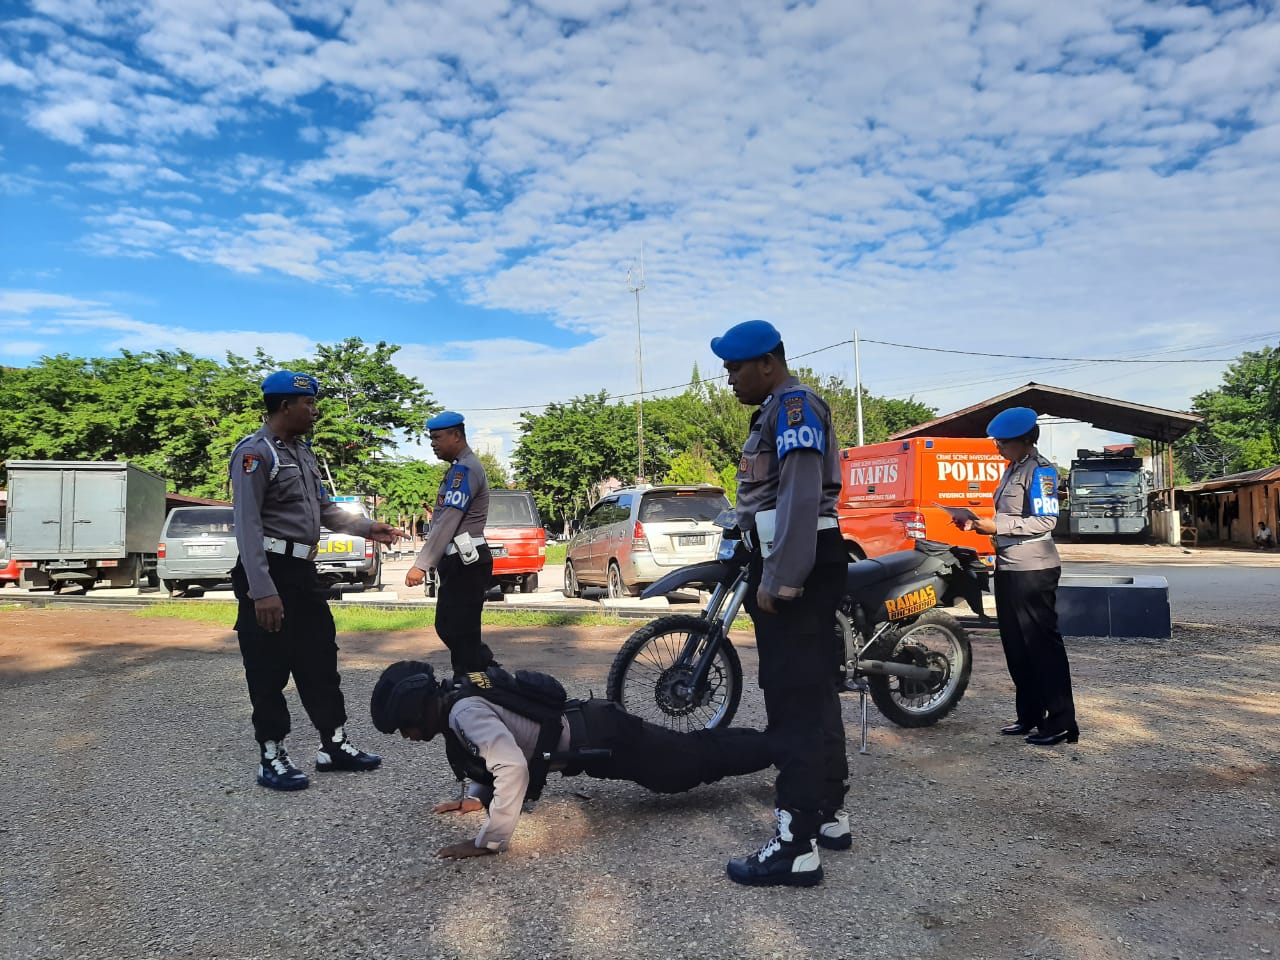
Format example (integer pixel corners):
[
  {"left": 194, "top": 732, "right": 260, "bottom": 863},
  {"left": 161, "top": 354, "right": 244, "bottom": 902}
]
[
  {"left": 440, "top": 466, "right": 472, "bottom": 511},
  {"left": 775, "top": 391, "right": 826, "bottom": 459},
  {"left": 242, "top": 453, "right": 261, "bottom": 474},
  {"left": 1030, "top": 466, "right": 1060, "bottom": 517}
]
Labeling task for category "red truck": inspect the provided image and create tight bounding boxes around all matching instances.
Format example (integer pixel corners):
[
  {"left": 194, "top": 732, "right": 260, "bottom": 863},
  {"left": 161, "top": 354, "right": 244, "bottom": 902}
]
[{"left": 837, "top": 437, "right": 1002, "bottom": 565}]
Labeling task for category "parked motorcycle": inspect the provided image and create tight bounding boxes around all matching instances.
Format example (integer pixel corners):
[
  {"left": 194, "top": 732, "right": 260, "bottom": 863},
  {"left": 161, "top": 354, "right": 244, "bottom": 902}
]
[{"left": 606, "top": 514, "right": 988, "bottom": 735}]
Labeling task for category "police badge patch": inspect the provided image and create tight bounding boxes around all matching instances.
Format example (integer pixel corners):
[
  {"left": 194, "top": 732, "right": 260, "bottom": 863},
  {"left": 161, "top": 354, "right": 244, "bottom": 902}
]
[
  {"left": 1029, "top": 466, "right": 1060, "bottom": 517},
  {"left": 774, "top": 391, "right": 827, "bottom": 459},
  {"left": 242, "top": 453, "right": 261, "bottom": 474}
]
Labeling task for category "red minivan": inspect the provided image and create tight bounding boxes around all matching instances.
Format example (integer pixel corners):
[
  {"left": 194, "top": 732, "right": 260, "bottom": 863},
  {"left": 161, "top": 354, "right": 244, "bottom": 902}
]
[{"left": 485, "top": 489, "right": 547, "bottom": 594}]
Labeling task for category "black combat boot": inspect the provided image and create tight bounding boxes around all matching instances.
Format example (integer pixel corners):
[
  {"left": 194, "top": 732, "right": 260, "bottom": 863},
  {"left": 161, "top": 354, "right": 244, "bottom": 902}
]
[
  {"left": 316, "top": 725, "right": 382, "bottom": 773},
  {"left": 257, "top": 739, "right": 309, "bottom": 791},
  {"left": 726, "top": 808, "right": 823, "bottom": 887}
]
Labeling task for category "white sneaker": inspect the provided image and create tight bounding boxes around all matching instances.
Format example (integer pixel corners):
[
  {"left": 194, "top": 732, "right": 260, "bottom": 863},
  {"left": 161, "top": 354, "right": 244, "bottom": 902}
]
[{"left": 817, "top": 810, "right": 851, "bottom": 850}]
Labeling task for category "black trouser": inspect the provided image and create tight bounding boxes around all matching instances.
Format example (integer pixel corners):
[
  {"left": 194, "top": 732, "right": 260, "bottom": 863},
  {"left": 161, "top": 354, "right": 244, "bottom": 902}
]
[
  {"left": 577, "top": 701, "right": 775, "bottom": 792},
  {"left": 994, "top": 567, "right": 1077, "bottom": 735},
  {"left": 434, "top": 546, "right": 495, "bottom": 675},
  {"left": 231, "top": 556, "right": 346, "bottom": 744},
  {"left": 743, "top": 527, "right": 849, "bottom": 840}
]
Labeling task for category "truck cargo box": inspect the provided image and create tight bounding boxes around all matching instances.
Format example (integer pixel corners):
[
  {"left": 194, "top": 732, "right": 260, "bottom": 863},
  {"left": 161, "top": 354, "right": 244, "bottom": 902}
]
[{"left": 837, "top": 438, "right": 1003, "bottom": 564}]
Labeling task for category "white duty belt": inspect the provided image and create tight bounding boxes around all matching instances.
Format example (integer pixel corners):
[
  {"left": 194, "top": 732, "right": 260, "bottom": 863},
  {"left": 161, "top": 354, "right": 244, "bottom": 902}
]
[
  {"left": 444, "top": 537, "right": 487, "bottom": 556},
  {"left": 744, "top": 514, "right": 838, "bottom": 554},
  {"left": 994, "top": 532, "right": 1052, "bottom": 548},
  {"left": 263, "top": 536, "right": 318, "bottom": 560}
]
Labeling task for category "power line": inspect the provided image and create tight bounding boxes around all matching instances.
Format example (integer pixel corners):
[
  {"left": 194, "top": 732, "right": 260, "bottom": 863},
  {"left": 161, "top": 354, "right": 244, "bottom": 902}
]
[{"left": 467, "top": 330, "right": 1279, "bottom": 413}]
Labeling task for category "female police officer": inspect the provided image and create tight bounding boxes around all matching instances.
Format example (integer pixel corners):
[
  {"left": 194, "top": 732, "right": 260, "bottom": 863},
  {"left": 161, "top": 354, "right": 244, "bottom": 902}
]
[{"left": 957, "top": 406, "right": 1079, "bottom": 746}]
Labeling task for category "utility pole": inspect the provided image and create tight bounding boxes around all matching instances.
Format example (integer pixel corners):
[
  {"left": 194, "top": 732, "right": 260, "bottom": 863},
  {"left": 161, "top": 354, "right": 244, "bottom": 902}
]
[
  {"left": 627, "top": 244, "right": 646, "bottom": 483},
  {"left": 854, "top": 329, "right": 865, "bottom": 447}
]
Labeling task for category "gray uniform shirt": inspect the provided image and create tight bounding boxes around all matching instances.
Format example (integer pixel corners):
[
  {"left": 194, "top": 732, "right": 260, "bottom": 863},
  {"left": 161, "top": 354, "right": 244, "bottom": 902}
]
[
  {"left": 992, "top": 449, "right": 1060, "bottom": 572},
  {"left": 412, "top": 445, "right": 490, "bottom": 573},
  {"left": 735, "top": 376, "right": 841, "bottom": 597},
  {"left": 448, "top": 697, "right": 571, "bottom": 851},
  {"left": 230, "top": 425, "right": 374, "bottom": 600}
]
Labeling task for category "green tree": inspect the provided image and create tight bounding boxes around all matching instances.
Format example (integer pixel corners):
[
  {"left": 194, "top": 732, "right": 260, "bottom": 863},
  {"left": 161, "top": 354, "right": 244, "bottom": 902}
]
[
  {"left": 661, "top": 444, "right": 721, "bottom": 485},
  {"left": 374, "top": 459, "right": 447, "bottom": 523},
  {"left": 510, "top": 392, "right": 636, "bottom": 528},
  {"left": 291, "top": 338, "right": 439, "bottom": 496},
  {"left": 1177, "top": 344, "right": 1280, "bottom": 480}
]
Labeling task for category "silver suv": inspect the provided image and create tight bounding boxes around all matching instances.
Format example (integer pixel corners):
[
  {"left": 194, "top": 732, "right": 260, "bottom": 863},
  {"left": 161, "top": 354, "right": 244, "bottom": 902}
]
[
  {"left": 157, "top": 506, "right": 237, "bottom": 596},
  {"left": 563, "top": 485, "right": 731, "bottom": 599}
]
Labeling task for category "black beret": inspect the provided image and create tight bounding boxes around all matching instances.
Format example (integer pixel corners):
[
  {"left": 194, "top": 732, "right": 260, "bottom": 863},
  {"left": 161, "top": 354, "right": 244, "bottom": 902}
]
[{"left": 371, "top": 660, "right": 435, "bottom": 733}]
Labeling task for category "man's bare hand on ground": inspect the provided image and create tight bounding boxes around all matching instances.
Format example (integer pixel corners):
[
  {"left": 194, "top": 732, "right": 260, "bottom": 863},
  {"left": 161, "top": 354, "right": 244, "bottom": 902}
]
[
  {"left": 433, "top": 798, "right": 485, "bottom": 815},
  {"left": 436, "top": 841, "right": 495, "bottom": 860}
]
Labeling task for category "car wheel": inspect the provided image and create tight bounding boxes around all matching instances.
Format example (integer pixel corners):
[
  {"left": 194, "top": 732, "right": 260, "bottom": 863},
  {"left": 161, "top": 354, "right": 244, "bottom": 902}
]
[
  {"left": 607, "top": 562, "right": 634, "bottom": 599},
  {"left": 520, "top": 572, "right": 539, "bottom": 593},
  {"left": 563, "top": 561, "right": 581, "bottom": 599}
]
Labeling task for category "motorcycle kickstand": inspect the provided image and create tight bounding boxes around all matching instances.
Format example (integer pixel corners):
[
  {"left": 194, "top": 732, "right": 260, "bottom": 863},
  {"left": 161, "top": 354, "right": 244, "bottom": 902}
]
[{"left": 842, "top": 676, "right": 871, "bottom": 755}]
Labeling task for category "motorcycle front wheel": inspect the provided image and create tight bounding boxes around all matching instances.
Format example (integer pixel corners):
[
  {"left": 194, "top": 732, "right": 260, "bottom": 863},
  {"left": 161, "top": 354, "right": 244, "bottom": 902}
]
[
  {"left": 606, "top": 614, "right": 743, "bottom": 731},
  {"left": 866, "top": 608, "right": 972, "bottom": 727}
]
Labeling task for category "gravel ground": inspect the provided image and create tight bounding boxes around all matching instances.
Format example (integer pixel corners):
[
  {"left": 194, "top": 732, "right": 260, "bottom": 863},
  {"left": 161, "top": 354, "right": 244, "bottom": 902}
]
[{"left": 0, "top": 603, "right": 1277, "bottom": 960}]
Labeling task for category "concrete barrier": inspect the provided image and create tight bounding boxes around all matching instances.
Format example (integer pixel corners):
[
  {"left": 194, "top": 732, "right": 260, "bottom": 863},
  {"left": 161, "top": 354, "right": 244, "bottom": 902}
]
[{"left": 1057, "top": 574, "right": 1171, "bottom": 638}]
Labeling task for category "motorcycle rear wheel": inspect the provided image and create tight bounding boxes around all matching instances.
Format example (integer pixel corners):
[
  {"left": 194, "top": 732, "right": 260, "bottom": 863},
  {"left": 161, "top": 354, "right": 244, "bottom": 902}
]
[
  {"left": 607, "top": 615, "right": 743, "bottom": 731},
  {"left": 866, "top": 609, "right": 972, "bottom": 727}
]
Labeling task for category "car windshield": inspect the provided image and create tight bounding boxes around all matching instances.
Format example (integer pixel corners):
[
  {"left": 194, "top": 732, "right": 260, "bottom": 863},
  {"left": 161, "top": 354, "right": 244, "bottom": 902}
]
[
  {"left": 638, "top": 491, "right": 729, "bottom": 523},
  {"left": 331, "top": 500, "right": 370, "bottom": 517},
  {"left": 488, "top": 494, "right": 538, "bottom": 527},
  {"left": 1073, "top": 471, "right": 1141, "bottom": 490},
  {"left": 167, "top": 509, "right": 235, "bottom": 536}
]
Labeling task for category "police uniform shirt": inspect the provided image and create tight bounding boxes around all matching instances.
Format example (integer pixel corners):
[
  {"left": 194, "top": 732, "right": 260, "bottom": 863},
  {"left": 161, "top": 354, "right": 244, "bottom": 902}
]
[
  {"left": 448, "top": 697, "right": 571, "bottom": 851},
  {"left": 735, "top": 376, "right": 841, "bottom": 597},
  {"left": 412, "top": 445, "right": 490, "bottom": 573},
  {"left": 991, "top": 448, "right": 1060, "bottom": 572},
  {"left": 231, "top": 425, "right": 375, "bottom": 600}
]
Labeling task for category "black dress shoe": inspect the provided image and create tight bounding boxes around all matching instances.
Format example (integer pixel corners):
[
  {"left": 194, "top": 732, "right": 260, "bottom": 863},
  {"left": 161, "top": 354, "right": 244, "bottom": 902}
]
[
  {"left": 1025, "top": 728, "right": 1079, "bottom": 746},
  {"left": 1000, "top": 722, "right": 1036, "bottom": 736}
]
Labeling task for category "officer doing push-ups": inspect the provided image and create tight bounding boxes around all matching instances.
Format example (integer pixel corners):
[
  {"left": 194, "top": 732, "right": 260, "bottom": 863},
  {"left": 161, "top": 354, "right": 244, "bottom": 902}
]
[{"left": 369, "top": 660, "right": 778, "bottom": 860}]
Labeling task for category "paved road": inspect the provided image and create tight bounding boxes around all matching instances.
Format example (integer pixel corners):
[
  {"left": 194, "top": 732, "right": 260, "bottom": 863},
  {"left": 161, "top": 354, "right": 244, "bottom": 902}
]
[
  {"left": 6, "top": 546, "right": 1276, "bottom": 628},
  {"left": 1064, "top": 560, "right": 1276, "bottom": 629}
]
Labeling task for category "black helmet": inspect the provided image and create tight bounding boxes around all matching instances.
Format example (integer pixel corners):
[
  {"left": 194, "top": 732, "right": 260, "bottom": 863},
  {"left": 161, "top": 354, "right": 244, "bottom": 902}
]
[{"left": 370, "top": 660, "right": 440, "bottom": 734}]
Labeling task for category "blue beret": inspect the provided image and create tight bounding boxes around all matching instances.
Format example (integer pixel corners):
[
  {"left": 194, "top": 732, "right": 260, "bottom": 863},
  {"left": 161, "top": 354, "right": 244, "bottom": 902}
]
[
  {"left": 426, "top": 411, "right": 465, "bottom": 430},
  {"left": 987, "top": 406, "right": 1039, "bottom": 440},
  {"left": 261, "top": 370, "right": 317, "bottom": 396},
  {"left": 710, "top": 320, "right": 783, "bottom": 362}
]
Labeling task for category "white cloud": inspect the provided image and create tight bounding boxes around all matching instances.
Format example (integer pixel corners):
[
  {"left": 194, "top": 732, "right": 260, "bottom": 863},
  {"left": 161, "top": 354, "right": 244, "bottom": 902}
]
[{"left": 1, "top": 0, "right": 1277, "bottom": 462}]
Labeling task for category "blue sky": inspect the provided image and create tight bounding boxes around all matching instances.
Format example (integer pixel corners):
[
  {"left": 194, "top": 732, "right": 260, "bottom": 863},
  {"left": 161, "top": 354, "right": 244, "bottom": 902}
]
[{"left": 2, "top": 0, "right": 1279, "bottom": 467}]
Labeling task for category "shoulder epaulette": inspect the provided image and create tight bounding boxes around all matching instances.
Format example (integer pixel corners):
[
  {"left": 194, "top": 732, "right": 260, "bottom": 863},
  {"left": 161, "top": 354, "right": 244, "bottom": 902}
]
[{"left": 230, "top": 433, "right": 281, "bottom": 480}]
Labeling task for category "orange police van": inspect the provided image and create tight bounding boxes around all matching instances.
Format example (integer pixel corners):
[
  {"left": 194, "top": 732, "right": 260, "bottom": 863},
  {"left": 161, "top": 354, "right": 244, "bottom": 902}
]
[{"left": 836, "top": 437, "right": 1003, "bottom": 565}]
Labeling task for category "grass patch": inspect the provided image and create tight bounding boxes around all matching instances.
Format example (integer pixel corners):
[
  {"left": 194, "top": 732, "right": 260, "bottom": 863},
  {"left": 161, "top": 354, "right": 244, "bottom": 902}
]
[
  {"left": 132, "top": 600, "right": 636, "bottom": 632},
  {"left": 544, "top": 542, "right": 567, "bottom": 565}
]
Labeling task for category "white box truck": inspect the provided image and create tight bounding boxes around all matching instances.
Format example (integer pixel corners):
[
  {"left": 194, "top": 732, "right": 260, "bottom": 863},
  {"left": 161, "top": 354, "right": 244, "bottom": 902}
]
[{"left": 5, "top": 460, "right": 166, "bottom": 593}]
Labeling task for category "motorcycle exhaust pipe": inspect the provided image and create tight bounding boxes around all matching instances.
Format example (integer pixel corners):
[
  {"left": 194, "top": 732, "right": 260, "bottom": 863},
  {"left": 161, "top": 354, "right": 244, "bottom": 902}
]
[{"left": 858, "top": 659, "right": 942, "bottom": 682}]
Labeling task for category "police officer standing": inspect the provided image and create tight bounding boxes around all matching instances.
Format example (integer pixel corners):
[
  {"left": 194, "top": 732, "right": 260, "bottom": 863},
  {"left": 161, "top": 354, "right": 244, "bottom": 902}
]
[
  {"left": 958, "top": 407, "right": 1078, "bottom": 746},
  {"left": 712, "top": 321, "right": 849, "bottom": 888},
  {"left": 231, "top": 371, "right": 407, "bottom": 791},
  {"left": 405, "top": 411, "right": 496, "bottom": 676}
]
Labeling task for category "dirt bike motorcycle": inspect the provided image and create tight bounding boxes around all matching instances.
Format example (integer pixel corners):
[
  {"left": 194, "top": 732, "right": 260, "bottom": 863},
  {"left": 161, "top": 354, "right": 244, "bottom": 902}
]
[{"left": 606, "top": 515, "right": 989, "bottom": 743}]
